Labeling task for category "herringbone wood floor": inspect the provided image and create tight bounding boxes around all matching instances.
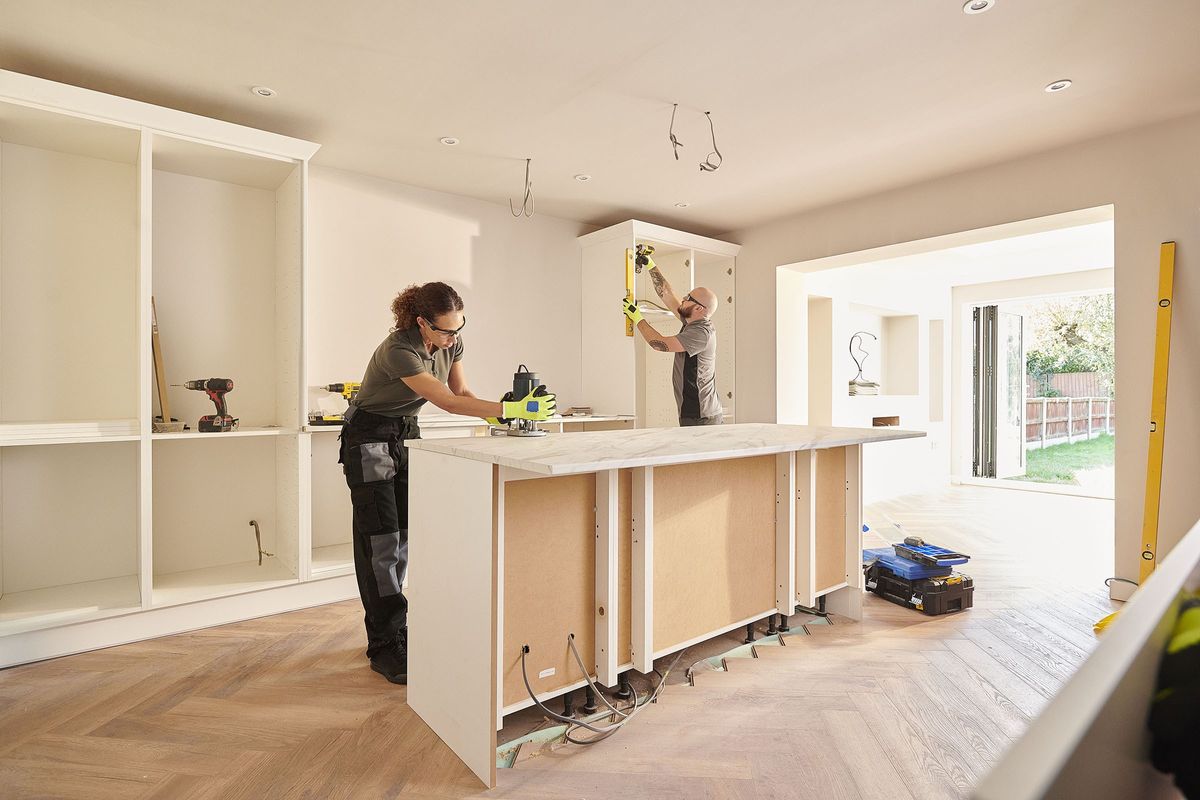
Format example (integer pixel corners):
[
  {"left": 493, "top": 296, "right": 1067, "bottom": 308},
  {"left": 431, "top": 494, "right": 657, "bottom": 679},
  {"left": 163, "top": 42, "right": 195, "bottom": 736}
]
[{"left": 0, "top": 486, "right": 1114, "bottom": 799}]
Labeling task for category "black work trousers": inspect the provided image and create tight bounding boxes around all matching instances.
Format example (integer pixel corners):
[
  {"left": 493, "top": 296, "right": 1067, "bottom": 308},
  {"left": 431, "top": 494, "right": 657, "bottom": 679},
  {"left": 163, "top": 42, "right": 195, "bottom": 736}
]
[{"left": 339, "top": 408, "right": 420, "bottom": 658}]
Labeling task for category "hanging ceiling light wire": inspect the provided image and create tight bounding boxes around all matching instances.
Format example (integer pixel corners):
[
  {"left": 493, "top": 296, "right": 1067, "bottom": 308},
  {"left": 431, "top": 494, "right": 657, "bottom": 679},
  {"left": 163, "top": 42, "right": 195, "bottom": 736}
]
[
  {"left": 509, "top": 157, "right": 535, "bottom": 218},
  {"left": 699, "top": 111, "right": 723, "bottom": 173},
  {"left": 669, "top": 103, "right": 684, "bottom": 160}
]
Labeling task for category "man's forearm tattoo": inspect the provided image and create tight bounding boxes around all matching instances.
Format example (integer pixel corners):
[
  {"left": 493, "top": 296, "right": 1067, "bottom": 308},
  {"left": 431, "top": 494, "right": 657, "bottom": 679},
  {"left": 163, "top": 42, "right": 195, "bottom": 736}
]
[
  {"left": 649, "top": 268, "right": 667, "bottom": 298},
  {"left": 649, "top": 339, "right": 669, "bottom": 352}
]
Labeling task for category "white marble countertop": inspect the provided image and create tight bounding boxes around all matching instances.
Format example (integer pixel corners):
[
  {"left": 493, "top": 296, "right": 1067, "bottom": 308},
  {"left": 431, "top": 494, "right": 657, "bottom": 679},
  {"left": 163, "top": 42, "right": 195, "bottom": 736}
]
[
  {"left": 405, "top": 422, "right": 925, "bottom": 476},
  {"left": 304, "top": 413, "right": 634, "bottom": 433}
]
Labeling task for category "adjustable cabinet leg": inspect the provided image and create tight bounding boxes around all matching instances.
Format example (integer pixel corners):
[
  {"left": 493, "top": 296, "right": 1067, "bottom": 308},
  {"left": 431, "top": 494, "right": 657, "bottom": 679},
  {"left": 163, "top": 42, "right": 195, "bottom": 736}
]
[
  {"left": 561, "top": 690, "right": 575, "bottom": 719},
  {"left": 778, "top": 613, "right": 791, "bottom": 633},
  {"left": 744, "top": 623, "right": 757, "bottom": 644},
  {"left": 582, "top": 684, "right": 599, "bottom": 715},
  {"left": 766, "top": 615, "right": 778, "bottom": 635},
  {"left": 794, "top": 595, "right": 830, "bottom": 618},
  {"left": 615, "top": 674, "right": 633, "bottom": 701}
]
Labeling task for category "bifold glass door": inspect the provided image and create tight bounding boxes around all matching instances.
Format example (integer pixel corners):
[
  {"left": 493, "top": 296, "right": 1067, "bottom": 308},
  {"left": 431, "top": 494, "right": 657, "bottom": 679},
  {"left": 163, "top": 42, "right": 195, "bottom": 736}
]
[{"left": 973, "top": 305, "right": 1026, "bottom": 479}]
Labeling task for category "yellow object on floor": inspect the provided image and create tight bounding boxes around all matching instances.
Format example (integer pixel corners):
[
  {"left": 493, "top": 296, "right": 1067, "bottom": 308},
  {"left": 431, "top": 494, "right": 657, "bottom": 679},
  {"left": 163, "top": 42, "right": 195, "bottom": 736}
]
[{"left": 1096, "top": 241, "right": 1176, "bottom": 637}]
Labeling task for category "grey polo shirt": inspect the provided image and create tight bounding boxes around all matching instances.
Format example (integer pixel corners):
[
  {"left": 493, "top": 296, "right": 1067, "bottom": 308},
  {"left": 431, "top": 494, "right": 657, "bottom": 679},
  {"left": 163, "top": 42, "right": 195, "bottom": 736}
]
[
  {"left": 352, "top": 327, "right": 463, "bottom": 417},
  {"left": 672, "top": 318, "right": 723, "bottom": 421}
]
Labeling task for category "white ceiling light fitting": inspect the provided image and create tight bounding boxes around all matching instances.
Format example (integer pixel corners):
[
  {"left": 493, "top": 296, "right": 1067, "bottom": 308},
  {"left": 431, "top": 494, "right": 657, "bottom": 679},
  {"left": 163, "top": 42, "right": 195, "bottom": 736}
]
[
  {"left": 250, "top": 85, "right": 277, "bottom": 98},
  {"left": 962, "top": 0, "right": 995, "bottom": 14},
  {"left": 1044, "top": 79, "right": 1073, "bottom": 93},
  {"left": 439, "top": 137, "right": 460, "bottom": 146},
  {"left": 574, "top": 174, "right": 591, "bottom": 182}
]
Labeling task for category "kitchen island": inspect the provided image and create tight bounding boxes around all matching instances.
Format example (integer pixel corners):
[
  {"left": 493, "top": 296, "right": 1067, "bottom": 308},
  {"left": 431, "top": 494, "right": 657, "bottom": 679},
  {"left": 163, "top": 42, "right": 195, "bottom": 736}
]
[{"left": 404, "top": 422, "right": 924, "bottom": 786}]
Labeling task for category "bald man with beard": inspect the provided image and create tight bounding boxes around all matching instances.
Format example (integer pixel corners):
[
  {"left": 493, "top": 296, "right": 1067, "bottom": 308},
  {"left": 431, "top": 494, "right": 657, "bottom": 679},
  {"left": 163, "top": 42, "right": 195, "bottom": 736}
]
[{"left": 621, "top": 263, "right": 724, "bottom": 427}]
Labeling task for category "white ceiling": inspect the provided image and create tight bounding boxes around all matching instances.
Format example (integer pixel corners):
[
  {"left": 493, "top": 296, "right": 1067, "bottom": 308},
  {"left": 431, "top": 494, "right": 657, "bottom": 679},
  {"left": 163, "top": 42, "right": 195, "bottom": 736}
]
[
  {"left": 804, "top": 220, "right": 1114, "bottom": 304},
  {"left": 1, "top": 1, "right": 1198, "bottom": 235}
]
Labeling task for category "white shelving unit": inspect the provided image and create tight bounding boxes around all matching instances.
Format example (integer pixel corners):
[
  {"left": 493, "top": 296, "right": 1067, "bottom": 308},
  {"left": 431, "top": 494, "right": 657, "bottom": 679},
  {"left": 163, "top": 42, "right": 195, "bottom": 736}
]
[
  {"left": 0, "top": 71, "right": 649, "bottom": 669},
  {"left": 578, "top": 221, "right": 739, "bottom": 425},
  {"left": 0, "top": 69, "right": 357, "bottom": 669}
]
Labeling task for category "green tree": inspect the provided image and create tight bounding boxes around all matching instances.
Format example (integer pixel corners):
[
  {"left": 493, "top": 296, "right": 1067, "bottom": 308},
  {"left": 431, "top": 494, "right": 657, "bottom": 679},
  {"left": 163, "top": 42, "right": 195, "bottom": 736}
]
[{"left": 1026, "top": 293, "right": 1114, "bottom": 396}]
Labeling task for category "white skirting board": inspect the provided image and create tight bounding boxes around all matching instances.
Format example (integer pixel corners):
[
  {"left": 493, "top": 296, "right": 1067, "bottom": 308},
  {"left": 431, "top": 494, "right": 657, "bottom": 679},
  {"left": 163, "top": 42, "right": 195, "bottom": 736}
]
[{"left": 0, "top": 574, "right": 358, "bottom": 669}]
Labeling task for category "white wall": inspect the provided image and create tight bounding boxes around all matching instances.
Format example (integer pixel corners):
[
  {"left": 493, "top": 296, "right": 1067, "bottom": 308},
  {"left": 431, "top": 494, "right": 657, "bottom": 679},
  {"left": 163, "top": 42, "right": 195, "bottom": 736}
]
[
  {"left": 1, "top": 142, "right": 138, "bottom": 422},
  {"left": 307, "top": 166, "right": 592, "bottom": 416},
  {"left": 731, "top": 111, "right": 1200, "bottom": 595},
  {"left": 950, "top": 268, "right": 1114, "bottom": 478}
]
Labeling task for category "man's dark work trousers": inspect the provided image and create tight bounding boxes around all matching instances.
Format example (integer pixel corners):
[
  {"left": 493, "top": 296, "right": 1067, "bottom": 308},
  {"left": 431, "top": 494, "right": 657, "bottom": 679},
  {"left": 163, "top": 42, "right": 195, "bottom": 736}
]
[
  {"left": 679, "top": 415, "right": 723, "bottom": 427},
  {"left": 339, "top": 408, "right": 419, "bottom": 658}
]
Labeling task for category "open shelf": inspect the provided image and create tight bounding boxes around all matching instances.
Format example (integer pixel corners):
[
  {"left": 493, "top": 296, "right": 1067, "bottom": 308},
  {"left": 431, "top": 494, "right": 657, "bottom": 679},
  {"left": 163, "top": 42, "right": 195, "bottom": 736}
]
[
  {"left": 152, "top": 133, "right": 298, "bottom": 191},
  {"left": 1, "top": 100, "right": 140, "bottom": 426},
  {"left": 311, "top": 544, "right": 355, "bottom": 578},
  {"left": 310, "top": 433, "right": 353, "bottom": 577},
  {"left": 845, "top": 303, "right": 919, "bottom": 396},
  {"left": 151, "top": 133, "right": 302, "bottom": 433},
  {"left": 0, "top": 441, "right": 141, "bottom": 635},
  {"left": 0, "top": 419, "right": 140, "bottom": 447},
  {"left": 152, "top": 435, "right": 300, "bottom": 606},
  {"left": 0, "top": 576, "right": 141, "bottom": 635},
  {"left": 0, "top": 100, "right": 139, "bottom": 164},
  {"left": 152, "top": 426, "right": 293, "bottom": 441},
  {"left": 153, "top": 559, "right": 298, "bottom": 607}
]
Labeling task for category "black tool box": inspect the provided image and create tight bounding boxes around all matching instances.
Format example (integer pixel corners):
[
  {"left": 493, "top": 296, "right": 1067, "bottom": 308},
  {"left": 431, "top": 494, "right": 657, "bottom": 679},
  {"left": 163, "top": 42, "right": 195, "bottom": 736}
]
[{"left": 864, "top": 561, "right": 974, "bottom": 616}]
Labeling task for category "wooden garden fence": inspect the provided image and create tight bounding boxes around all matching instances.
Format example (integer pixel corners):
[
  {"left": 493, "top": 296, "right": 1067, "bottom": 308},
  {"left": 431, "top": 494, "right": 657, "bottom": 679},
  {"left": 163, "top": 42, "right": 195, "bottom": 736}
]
[{"left": 1025, "top": 397, "right": 1115, "bottom": 448}]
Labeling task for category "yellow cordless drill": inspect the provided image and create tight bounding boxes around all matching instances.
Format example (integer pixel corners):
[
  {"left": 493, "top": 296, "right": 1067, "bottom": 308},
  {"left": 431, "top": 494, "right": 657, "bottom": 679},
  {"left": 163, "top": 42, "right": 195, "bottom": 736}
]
[
  {"left": 309, "top": 382, "right": 362, "bottom": 426},
  {"left": 325, "top": 382, "right": 361, "bottom": 402},
  {"left": 633, "top": 243, "right": 656, "bottom": 273}
]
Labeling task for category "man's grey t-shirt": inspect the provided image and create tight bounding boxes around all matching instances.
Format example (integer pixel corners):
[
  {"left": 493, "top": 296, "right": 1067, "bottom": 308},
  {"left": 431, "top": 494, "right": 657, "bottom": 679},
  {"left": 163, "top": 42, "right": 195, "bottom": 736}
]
[
  {"left": 352, "top": 327, "right": 463, "bottom": 417},
  {"left": 672, "top": 318, "right": 723, "bottom": 421}
]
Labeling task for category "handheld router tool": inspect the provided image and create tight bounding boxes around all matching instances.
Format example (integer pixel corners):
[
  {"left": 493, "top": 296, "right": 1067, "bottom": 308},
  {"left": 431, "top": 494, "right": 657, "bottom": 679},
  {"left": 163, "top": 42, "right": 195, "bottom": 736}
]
[
  {"left": 174, "top": 378, "right": 238, "bottom": 432},
  {"left": 491, "top": 365, "right": 551, "bottom": 438},
  {"left": 308, "top": 382, "right": 361, "bottom": 426}
]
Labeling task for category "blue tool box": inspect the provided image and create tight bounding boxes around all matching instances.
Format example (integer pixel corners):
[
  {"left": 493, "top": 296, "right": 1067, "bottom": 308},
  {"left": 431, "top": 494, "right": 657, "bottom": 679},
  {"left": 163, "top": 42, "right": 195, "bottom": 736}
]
[
  {"left": 891, "top": 542, "right": 970, "bottom": 568},
  {"left": 862, "top": 531, "right": 974, "bottom": 616},
  {"left": 863, "top": 547, "right": 954, "bottom": 580}
]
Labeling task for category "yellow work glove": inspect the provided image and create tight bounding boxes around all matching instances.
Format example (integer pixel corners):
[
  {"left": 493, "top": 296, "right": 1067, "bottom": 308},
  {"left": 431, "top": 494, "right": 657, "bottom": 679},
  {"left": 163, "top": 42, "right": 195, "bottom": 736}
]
[
  {"left": 486, "top": 392, "right": 514, "bottom": 426},
  {"left": 621, "top": 297, "right": 643, "bottom": 325},
  {"left": 503, "top": 386, "right": 557, "bottom": 421},
  {"left": 635, "top": 252, "right": 657, "bottom": 273}
]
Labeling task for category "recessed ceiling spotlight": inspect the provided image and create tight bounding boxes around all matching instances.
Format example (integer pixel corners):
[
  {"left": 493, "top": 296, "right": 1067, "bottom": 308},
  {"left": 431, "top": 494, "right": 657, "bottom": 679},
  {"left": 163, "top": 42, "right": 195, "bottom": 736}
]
[
  {"left": 962, "top": 0, "right": 995, "bottom": 13},
  {"left": 574, "top": 174, "right": 591, "bottom": 182},
  {"left": 674, "top": 202, "right": 691, "bottom": 208},
  {"left": 1044, "top": 79, "right": 1073, "bottom": 93},
  {"left": 250, "top": 85, "right": 277, "bottom": 98},
  {"left": 439, "top": 137, "right": 460, "bottom": 146}
]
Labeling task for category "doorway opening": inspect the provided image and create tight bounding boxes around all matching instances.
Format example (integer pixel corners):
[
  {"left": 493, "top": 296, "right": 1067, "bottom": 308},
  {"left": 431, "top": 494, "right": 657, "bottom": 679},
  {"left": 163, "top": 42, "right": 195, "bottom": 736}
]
[
  {"left": 972, "top": 291, "right": 1114, "bottom": 496},
  {"left": 775, "top": 204, "right": 1115, "bottom": 506}
]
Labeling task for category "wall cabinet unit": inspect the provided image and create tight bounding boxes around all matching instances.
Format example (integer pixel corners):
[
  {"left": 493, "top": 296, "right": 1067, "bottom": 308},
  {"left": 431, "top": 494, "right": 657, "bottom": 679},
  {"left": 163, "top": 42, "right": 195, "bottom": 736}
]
[
  {"left": 578, "top": 221, "right": 739, "bottom": 425},
  {"left": 0, "top": 69, "right": 360, "bottom": 668}
]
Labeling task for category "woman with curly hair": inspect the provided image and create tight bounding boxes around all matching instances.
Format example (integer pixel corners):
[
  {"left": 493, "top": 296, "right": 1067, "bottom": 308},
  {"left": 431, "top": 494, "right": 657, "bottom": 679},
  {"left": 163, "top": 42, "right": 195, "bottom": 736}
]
[{"left": 340, "top": 281, "right": 556, "bottom": 684}]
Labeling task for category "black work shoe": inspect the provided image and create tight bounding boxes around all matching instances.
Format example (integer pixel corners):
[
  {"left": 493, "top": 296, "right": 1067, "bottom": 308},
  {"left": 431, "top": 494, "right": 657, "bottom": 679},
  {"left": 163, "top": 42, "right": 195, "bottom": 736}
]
[{"left": 370, "top": 647, "right": 407, "bottom": 685}]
